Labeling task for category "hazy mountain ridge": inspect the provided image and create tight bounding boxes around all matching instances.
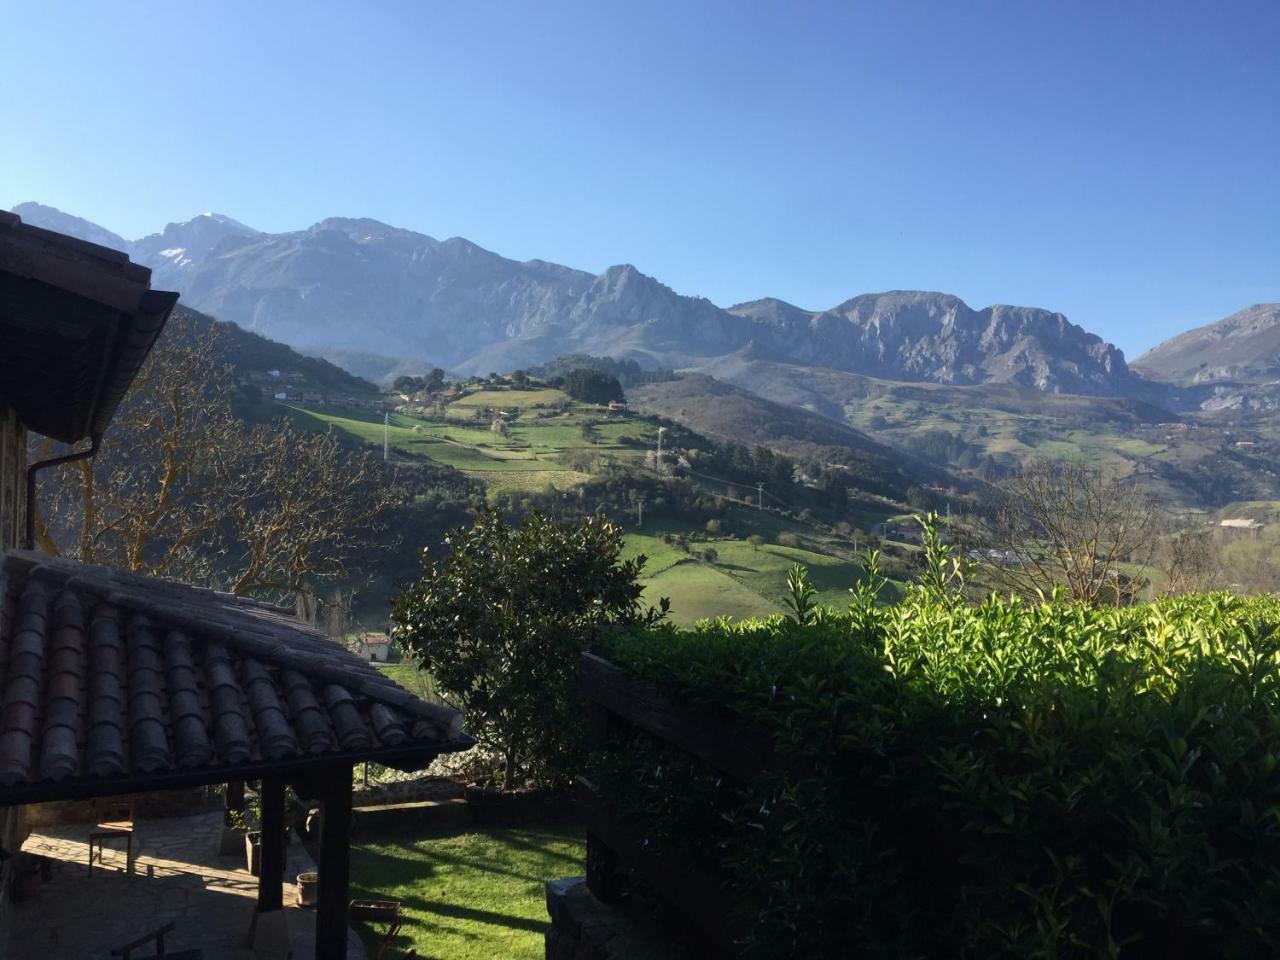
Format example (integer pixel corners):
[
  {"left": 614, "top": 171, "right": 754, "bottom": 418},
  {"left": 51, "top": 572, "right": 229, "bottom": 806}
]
[
  {"left": 730, "top": 291, "right": 1141, "bottom": 397},
  {"left": 1131, "top": 304, "right": 1280, "bottom": 410},
  {"left": 14, "top": 201, "right": 1171, "bottom": 401},
  {"left": 695, "top": 347, "right": 1180, "bottom": 426}
]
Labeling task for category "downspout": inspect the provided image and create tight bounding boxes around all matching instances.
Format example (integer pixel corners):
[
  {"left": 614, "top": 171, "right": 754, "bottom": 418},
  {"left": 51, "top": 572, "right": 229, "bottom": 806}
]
[
  {"left": 23, "top": 305, "right": 125, "bottom": 550},
  {"left": 24, "top": 437, "right": 99, "bottom": 550}
]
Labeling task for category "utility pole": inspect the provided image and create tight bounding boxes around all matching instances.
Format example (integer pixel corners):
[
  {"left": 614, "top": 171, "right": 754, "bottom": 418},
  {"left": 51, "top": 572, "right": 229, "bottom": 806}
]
[
  {"left": 757, "top": 482, "right": 764, "bottom": 510},
  {"left": 656, "top": 427, "right": 666, "bottom": 473},
  {"left": 383, "top": 412, "right": 390, "bottom": 463}
]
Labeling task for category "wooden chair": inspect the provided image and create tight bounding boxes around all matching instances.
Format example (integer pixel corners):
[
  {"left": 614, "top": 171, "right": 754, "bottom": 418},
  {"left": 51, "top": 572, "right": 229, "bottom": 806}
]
[
  {"left": 109, "top": 920, "right": 203, "bottom": 958},
  {"left": 350, "top": 899, "right": 403, "bottom": 960},
  {"left": 88, "top": 799, "right": 135, "bottom": 876}
]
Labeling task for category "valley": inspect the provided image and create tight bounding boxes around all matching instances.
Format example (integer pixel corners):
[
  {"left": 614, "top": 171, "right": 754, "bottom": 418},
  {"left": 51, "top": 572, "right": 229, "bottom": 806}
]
[
  {"left": 10, "top": 200, "right": 1280, "bottom": 624},
  {"left": 274, "top": 378, "right": 922, "bottom": 627}
]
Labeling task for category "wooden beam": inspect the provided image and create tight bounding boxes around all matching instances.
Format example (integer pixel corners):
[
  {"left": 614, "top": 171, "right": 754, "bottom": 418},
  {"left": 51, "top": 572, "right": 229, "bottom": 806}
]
[
  {"left": 316, "top": 763, "right": 354, "bottom": 960},
  {"left": 258, "top": 776, "right": 286, "bottom": 912}
]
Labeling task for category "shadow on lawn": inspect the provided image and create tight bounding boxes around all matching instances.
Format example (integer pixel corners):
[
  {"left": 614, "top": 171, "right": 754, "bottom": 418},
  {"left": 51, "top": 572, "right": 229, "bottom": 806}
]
[
  {"left": 352, "top": 842, "right": 546, "bottom": 886},
  {"left": 398, "top": 892, "right": 551, "bottom": 934},
  {"left": 350, "top": 824, "right": 585, "bottom": 893}
]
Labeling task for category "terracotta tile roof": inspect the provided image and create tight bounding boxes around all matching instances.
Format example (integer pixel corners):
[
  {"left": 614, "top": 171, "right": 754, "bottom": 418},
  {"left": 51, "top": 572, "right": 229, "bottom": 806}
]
[{"left": 0, "top": 551, "right": 468, "bottom": 800}]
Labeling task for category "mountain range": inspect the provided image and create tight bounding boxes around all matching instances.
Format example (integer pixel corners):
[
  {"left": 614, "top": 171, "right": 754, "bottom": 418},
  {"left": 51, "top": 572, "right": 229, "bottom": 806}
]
[{"left": 11, "top": 202, "right": 1277, "bottom": 413}]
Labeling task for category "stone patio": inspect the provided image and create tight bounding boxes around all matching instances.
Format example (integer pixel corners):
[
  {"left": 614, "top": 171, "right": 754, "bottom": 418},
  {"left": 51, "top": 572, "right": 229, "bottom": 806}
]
[{"left": 9, "top": 810, "right": 366, "bottom": 960}]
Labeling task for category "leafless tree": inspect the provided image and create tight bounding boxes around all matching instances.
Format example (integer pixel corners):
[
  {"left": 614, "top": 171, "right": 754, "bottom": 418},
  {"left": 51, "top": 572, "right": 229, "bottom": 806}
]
[
  {"left": 978, "top": 459, "right": 1161, "bottom": 605},
  {"left": 1160, "top": 522, "right": 1215, "bottom": 595},
  {"left": 37, "top": 314, "right": 396, "bottom": 600}
]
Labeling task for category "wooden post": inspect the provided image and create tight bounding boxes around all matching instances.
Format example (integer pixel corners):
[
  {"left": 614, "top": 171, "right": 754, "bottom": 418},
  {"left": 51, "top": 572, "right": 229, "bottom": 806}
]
[
  {"left": 316, "top": 763, "right": 354, "bottom": 960},
  {"left": 225, "top": 780, "right": 245, "bottom": 826},
  {"left": 258, "top": 775, "right": 286, "bottom": 912},
  {"left": 583, "top": 698, "right": 624, "bottom": 902}
]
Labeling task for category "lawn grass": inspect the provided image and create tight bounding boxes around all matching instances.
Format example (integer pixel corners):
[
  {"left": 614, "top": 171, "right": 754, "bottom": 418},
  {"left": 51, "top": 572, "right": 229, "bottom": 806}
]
[{"left": 350, "top": 824, "right": 584, "bottom": 960}]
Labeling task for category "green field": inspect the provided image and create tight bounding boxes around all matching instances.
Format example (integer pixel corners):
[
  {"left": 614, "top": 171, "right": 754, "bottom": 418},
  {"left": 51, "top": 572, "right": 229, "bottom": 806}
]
[
  {"left": 283, "top": 398, "right": 649, "bottom": 489},
  {"left": 626, "top": 526, "right": 875, "bottom": 625},
  {"left": 287, "top": 388, "right": 900, "bottom": 626},
  {"left": 448, "top": 387, "right": 568, "bottom": 408},
  {"left": 643, "top": 561, "right": 782, "bottom": 622},
  {"left": 351, "top": 824, "right": 584, "bottom": 960}
]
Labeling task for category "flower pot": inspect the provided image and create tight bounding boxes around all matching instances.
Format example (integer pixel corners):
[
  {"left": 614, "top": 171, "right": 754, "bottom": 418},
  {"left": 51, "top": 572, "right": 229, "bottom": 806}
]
[
  {"left": 245, "top": 831, "right": 289, "bottom": 877},
  {"left": 297, "top": 871, "right": 319, "bottom": 907},
  {"left": 349, "top": 899, "right": 400, "bottom": 923},
  {"left": 245, "top": 831, "right": 262, "bottom": 876}
]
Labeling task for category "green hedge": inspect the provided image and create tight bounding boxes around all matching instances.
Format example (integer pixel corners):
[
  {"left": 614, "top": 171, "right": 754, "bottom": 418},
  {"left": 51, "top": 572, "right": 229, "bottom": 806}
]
[{"left": 591, "top": 591, "right": 1280, "bottom": 958}]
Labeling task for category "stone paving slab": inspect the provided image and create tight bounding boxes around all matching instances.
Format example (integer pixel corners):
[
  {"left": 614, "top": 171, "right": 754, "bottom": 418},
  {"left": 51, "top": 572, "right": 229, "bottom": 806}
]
[{"left": 9, "top": 810, "right": 364, "bottom": 960}]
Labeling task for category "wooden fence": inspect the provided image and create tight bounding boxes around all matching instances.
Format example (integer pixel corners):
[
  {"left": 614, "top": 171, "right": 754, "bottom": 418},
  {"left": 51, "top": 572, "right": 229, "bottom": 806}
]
[{"left": 577, "top": 651, "right": 775, "bottom": 954}]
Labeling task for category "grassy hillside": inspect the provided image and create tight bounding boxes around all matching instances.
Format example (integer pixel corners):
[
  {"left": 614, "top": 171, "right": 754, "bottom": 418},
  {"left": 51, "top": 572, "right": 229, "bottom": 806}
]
[
  {"left": 694, "top": 355, "right": 1280, "bottom": 510},
  {"left": 282, "top": 385, "right": 657, "bottom": 493},
  {"left": 627, "top": 374, "right": 964, "bottom": 502},
  {"left": 283, "top": 378, "right": 923, "bottom": 625},
  {"left": 623, "top": 518, "right": 906, "bottom": 627},
  {"left": 178, "top": 304, "right": 379, "bottom": 396}
]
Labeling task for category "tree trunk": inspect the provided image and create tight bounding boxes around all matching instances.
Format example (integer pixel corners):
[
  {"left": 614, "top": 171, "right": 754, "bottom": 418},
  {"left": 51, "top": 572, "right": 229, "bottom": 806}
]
[{"left": 503, "top": 746, "right": 516, "bottom": 792}]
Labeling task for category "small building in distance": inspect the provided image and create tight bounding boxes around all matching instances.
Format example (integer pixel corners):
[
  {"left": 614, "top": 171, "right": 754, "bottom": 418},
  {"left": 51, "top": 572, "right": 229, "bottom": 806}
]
[
  {"left": 353, "top": 632, "right": 393, "bottom": 662},
  {"left": 1219, "top": 517, "right": 1263, "bottom": 539}
]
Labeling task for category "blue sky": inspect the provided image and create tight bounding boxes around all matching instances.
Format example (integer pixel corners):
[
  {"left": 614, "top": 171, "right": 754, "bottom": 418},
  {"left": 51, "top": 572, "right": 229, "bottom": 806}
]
[{"left": 3, "top": 0, "right": 1276, "bottom": 357}]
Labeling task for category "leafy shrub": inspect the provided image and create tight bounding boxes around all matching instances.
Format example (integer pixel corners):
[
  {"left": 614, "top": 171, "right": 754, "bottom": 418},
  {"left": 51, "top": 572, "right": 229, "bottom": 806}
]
[
  {"left": 591, "top": 590, "right": 1280, "bottom": 958},
  {"left": 393, "top": 508, "right": 665, "bottom": 789}
]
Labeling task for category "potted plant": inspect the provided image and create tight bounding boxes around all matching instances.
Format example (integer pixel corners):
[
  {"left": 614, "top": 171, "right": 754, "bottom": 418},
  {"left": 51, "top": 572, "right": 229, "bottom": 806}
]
[{"left": 233, "top": 791, "right": 293, "bottom": 876}]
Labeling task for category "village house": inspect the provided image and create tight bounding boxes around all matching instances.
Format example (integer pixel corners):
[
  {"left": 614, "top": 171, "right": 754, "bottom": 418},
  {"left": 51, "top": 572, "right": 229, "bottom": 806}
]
[
  {"left": 351, "top": 634, "right": 392, "bottom": 663},
  {"left": 1218, "top": 517, "right": 1264, "bottom": 539},
  {"left": 0, "top": 210, "right": 471, "bottom": 959}
]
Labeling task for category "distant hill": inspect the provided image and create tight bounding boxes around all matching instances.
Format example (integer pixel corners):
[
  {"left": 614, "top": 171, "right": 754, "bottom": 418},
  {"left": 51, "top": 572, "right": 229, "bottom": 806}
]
[
  {"left": 305, "top": 348, "right": 445, "bottom": 387},
  {"left": 175, "top": 305, "right": 379, "bottom": 397},
  {"left": 628, "top": 374, "right": 965, "bottom": 501},
  {"left": 695, "top": 348, "right": 1180, "bottom": 427}
]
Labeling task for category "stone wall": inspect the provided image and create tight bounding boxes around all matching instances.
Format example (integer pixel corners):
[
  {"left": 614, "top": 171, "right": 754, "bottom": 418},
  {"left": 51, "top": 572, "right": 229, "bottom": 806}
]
[
  {"left": 545, "top": 876, "right": 677, "bottom": 960},
  {"left": 0, "top": 405, "right": 26, "bottom": 960},
  {"left": 21, "top": 788, "right": 210, "bottom": 829}
]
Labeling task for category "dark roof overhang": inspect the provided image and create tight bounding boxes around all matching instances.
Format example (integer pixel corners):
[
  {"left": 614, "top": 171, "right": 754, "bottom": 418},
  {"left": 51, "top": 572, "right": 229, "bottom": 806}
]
[{"left": 0, "top": 211, "right": 179, "bottom": 444}]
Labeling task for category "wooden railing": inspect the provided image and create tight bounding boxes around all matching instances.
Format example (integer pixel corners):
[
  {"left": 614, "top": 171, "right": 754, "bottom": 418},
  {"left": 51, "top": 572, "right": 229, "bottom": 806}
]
[{"left": 578, "top": 652, "right": 773, "bottom": 953}]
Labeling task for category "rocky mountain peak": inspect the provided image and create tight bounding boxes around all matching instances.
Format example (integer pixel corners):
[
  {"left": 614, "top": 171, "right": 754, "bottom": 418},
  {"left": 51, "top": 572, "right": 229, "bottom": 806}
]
[
  {"left": 1132, "top": 303, "right": 1280, "bottom": 387},
  {"left": 10, "top": 201, "right": 129, "bottom": 251},
  {"left": 9, "top": 200, "right": 1241, "bottom": 406}
]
